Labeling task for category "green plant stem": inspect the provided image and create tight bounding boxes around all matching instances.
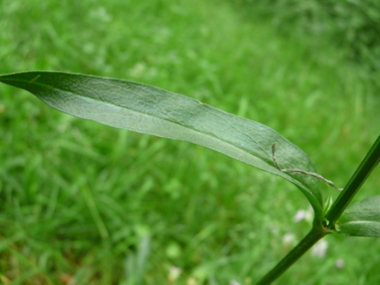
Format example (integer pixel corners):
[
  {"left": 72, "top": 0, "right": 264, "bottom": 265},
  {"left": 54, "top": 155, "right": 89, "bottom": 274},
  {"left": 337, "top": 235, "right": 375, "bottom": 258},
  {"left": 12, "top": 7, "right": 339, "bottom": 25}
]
[
  {"left": 256, "top": 135, "right": 380, "bottom": 284},
  {"left": 255, "top": 227, "right": 326, "bottom": 285},
  {"left": 325, "top": 134, "right": 380, "bottom": 228}
]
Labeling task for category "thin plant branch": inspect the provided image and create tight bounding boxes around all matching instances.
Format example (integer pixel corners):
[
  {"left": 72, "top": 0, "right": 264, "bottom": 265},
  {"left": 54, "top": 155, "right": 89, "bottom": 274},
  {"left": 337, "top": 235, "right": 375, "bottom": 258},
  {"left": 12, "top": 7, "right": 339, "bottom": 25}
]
[
  {"left": 272, "top": 144, "right": 343, "bottom": 191},
  {"left": 325, "top": 134, "right": 380, "bottom": 227}
]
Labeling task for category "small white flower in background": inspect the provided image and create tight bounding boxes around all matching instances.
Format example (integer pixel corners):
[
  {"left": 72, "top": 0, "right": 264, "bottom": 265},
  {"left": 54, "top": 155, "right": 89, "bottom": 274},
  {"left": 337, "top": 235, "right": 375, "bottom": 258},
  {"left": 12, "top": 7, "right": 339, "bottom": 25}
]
[
  {"left": 168, "top": 266, "right": 182, "bottom": 283},
  {"left": 293, "top": 209, "right": 306, "bottom": 223},
  {"left": 293, "top": 206, "right": 314, "bottom": 223},
  {"left": 283, "top": 233, "right": 296, "bottom": 247},
  {"left": 230, "top": 280, "right": 241, "bottom": 285},
  {"left": 311, "top": 240, "right": 328, "bottom": 258},
  {"left": 335, "top": 258, "right": 345, "bottom": 269}
]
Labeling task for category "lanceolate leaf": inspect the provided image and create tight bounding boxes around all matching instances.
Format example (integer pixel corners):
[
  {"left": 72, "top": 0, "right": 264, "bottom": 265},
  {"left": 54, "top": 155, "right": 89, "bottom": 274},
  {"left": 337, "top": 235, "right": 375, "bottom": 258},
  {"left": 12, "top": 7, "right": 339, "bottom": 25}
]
[
  {"left": 0, "top": 71, "right": 323, "bottom": 214},
  {"left": 337, "top": 196, "right": 380, "bottom": 237}
]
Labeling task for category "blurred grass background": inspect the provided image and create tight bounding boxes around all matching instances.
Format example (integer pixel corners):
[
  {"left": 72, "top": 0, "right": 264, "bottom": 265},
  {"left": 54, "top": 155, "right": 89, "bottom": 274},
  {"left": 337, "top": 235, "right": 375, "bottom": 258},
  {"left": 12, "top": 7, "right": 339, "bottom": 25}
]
[{"left": 0, "top": 0, "right": 379, "bottom": 284}]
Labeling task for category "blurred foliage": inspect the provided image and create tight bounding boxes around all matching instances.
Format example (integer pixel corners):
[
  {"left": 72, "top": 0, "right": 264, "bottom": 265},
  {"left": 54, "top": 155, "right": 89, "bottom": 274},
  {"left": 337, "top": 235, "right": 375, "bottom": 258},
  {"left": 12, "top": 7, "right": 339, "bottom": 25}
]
[
  {"left": 0, "top": 0, "right": 379, "bottom": 284},
  {"left": 235, "top": 0, "right": 380, "bottom": 72}
]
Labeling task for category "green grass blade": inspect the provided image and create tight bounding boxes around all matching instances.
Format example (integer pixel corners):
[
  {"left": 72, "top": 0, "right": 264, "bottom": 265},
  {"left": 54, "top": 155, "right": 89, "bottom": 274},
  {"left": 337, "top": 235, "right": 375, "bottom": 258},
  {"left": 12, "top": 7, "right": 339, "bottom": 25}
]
[
  {"left": 0, "top": 71, "right": 323, "bottom": 214},
  {"left": 337, "top": 196, "right": 380, "bottom": 237}
]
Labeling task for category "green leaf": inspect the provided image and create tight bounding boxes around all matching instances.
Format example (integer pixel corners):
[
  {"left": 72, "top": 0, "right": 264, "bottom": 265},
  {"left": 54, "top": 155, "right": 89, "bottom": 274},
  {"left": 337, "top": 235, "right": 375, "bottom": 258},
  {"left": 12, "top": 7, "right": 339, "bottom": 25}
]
[
  {"left": 336, "top": 196, "right": 380, "bottom": 237},
  {"left": 0, "top": 71, "right": 323, "bottom": 215}
]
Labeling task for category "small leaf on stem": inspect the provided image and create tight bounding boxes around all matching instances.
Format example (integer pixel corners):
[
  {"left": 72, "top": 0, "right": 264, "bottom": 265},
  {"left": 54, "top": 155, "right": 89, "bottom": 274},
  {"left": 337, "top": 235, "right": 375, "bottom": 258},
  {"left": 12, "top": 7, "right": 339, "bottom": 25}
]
[{"left": 337, "top": 195, "right": 380, "bottom": 237}]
